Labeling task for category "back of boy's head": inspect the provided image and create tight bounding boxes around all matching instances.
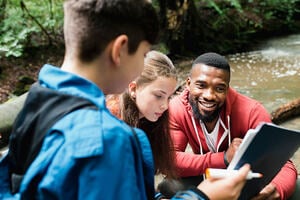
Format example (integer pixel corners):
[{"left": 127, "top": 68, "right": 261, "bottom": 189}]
[{"left": 63, "top": 0, "right": 159, "bottom": 63}]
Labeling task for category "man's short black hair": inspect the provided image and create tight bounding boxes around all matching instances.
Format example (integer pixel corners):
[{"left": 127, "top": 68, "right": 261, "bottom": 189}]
[{"left": 192, "top": 52, "right": 230, "bottom": 72}]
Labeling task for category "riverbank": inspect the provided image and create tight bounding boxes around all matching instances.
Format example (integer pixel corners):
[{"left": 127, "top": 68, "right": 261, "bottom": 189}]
[{"left": 0, "top": 46, "right": 64, "bottom": 103}]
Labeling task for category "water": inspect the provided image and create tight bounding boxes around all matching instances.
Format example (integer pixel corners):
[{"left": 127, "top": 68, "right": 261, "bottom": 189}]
[{"left": 227, "top": 34, "right": 300, "bottom": 130}]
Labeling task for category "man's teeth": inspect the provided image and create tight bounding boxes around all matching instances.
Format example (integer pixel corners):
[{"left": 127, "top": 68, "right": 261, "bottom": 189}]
[{"left": 201, "top": 102, "right": 215, "bottom": 108}]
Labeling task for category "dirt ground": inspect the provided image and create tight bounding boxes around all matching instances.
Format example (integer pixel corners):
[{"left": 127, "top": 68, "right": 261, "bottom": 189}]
[{"left": 0, "top": 46, "right": 64, "bottom": 103}]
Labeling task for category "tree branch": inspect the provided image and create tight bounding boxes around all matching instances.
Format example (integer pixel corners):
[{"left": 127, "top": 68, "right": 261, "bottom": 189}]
[{"left": 20, "top": 0, "right": 53, "bottom": 45}]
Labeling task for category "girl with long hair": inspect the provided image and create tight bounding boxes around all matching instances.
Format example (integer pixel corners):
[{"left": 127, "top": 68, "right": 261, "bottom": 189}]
[{"left": 106, "top": 50, "right": 178, "bottom": 179}]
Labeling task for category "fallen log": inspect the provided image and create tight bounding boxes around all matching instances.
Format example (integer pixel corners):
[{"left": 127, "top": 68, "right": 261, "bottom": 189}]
[
  {"left": 0, "top": 92, "right": 27, "bottom": 149},
  {"left": 271, "top": 97, "right": 300, "bottom": 125}
]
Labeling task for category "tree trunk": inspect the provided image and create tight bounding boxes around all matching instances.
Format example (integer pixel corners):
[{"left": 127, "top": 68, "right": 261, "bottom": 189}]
[{"left": 158, "top": 0, "right": 205, "bottom": 57}]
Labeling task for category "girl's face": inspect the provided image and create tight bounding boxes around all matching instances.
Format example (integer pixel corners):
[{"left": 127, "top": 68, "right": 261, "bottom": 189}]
[{"left": 131, "top": 77, "right": 177, "bottom": 122}]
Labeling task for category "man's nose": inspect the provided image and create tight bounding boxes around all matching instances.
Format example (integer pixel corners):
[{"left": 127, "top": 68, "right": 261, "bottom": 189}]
[{"left": 203, "top": 88, "right": 215, "bottom": 100}]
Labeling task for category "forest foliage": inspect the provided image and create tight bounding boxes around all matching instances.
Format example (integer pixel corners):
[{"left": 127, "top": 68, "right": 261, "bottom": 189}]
[
  {"left": 0, "top": 0, "right": 63, "bottom": 58},
  {"left": 0, "top": 0, "right": 300, "bottom": 59}
]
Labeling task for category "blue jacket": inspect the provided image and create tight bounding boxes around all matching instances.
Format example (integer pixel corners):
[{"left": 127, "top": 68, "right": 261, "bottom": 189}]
[{"left": 0, "top": 65, "right": 207, "bottom": 200}]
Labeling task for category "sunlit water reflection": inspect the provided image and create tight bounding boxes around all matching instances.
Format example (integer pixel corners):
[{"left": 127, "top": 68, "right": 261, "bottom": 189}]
[{"left": 227, "top": 34, "right": 300, "bottom": 130}]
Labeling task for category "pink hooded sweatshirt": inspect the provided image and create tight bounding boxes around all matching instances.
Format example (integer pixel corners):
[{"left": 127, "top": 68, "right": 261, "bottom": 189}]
[{"left": 169, "top": 87, "right": 297, "bottom": 199}]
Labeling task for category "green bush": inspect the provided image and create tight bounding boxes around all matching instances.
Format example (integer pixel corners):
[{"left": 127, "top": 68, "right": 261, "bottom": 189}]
[{"left": 0, "top": 0, "right": 63, "bottom": 58}]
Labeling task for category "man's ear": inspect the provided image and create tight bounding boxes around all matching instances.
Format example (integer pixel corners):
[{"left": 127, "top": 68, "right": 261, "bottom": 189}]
[
  {"left": 111, "top": 35, "right": 128, "bottom": 66},
  {"left": 186, "top": 77, "right": 191, "bottom": 87}
]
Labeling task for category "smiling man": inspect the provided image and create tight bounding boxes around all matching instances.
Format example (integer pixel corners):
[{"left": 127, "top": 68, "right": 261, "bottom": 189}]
[{"left": 167, "top": 52, "right": 297, "bottom": 199}]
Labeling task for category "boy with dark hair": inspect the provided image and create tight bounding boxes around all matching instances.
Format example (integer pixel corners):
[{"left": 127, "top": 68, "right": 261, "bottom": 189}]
[
  {"left": 3, "top": 0, "right": 159, "bottom": 199},
  {"left": 0, "top": 1, "right": 251, "bottom": 199}
]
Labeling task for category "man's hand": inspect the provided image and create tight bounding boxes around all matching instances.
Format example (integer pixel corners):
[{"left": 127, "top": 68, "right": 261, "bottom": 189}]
[
  {"left": 251, "top": 183, "right": 280, "bottom": 200},
  {"left": 225, "top": 138, "right": 243, "bottom": 162}
]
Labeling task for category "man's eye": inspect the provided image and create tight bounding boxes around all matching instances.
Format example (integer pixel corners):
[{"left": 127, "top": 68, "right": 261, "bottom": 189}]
[
  {"left": 216, "top": 87, "right": 225, "bottom": 93},
  {"left": 195, "top": 83, "right": 205, "bottom": 88}
]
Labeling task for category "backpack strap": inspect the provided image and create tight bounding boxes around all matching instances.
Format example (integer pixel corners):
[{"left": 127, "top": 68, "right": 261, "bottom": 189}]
[{"left": 8, "top": 82, "right": 98, "bottom": 193}]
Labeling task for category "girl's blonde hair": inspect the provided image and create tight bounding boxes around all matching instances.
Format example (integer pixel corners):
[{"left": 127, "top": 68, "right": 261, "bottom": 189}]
[{"left": 121, "top": 50, "right": 178, "bottom": 178}]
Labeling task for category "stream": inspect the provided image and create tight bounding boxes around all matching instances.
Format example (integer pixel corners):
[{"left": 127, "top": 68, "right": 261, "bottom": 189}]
[{"left": 227, "top": 34, "right": 300, "bottom": 130}]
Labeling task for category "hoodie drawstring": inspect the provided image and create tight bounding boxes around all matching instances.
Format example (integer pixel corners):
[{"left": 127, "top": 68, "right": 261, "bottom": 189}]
[{"left": 191, "top": 115, "right": 231, "bottom": 178}]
